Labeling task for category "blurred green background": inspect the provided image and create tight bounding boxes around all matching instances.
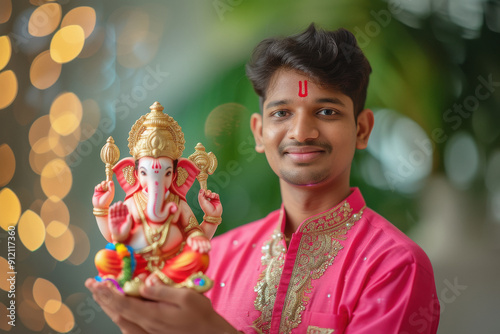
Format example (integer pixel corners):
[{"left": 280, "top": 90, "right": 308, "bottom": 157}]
[{"left": 1, "top": 0, "right": 499, "bottom": 333}]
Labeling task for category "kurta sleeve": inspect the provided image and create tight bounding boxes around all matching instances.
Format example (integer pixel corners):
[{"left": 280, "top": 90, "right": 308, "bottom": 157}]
[{"left": 344, "top": 259, "right": 440, "bottom": 334}]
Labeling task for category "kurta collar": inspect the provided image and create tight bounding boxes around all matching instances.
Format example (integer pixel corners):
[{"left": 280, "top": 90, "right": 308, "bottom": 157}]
[{"left": 278, "top": 187, "right": 366, "bottom": 236}]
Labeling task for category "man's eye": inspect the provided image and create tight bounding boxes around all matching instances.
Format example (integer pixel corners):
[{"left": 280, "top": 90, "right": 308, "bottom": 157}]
[
  {"left": 273, "top": 110, "right": 288, "bottom": 117},
  {"left": 318, "top": 109, "right": 336, "bottom": 116}
]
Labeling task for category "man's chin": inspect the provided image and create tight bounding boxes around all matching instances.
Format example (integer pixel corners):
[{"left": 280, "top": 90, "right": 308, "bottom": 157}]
[{"left": 280, "top": 170, "right": 328, "bottom": 187}]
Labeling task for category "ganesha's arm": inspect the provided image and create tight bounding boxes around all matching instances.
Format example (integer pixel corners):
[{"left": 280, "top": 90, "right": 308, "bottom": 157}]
[
  {"left": 95, "top": 216, "right": 112, "bottom": 243},
  {"left": 178, "top": 201, "right": 205, "bottom": 238}
]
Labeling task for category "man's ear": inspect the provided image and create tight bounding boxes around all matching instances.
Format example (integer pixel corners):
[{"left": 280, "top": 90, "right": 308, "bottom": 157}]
[
  {"left": 356, "top": 109, "right": 374, "bottom": 150},
  {"left": 250, "top": 113, "right": 265, "bottom": 153}
]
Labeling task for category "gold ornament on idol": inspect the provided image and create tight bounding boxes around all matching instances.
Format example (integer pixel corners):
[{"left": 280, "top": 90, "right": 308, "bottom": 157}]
[
  {"left": 100, "top": 136, "right": 120, "bottom": 191},
  {"left": 128, "top": 101, "right": 185, "bottom": 160},
  {"left": 188, "top": 143, "right": 217, "bottom": 190}
]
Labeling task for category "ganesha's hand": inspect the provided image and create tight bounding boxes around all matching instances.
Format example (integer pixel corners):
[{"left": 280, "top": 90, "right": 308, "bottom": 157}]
[
  {"left": 109, "top": 202, "right": 133, "bottom": 242},
  {"left": 187, "top": 235, "right": 211, "bottom": 254},
  {"left": 92, "top": 180, "right": 115, "bottom": 209},
  {"left": 198, "top": 189, "right": 222, "bottom": 218}
]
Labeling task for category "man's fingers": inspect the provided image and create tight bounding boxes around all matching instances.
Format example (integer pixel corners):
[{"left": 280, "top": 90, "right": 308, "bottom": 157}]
[{"left": 140, "top": 279, "right": 184, "bottom": 305}]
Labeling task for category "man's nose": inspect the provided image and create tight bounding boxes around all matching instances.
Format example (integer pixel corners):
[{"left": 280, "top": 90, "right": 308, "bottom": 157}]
[{"left": 288, "top": 113, "right": 319, "bottom": 142}]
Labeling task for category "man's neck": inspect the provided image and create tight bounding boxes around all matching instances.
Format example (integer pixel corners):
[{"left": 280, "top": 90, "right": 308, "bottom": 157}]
[{"left": 280, "top": 179, "right": 351, "bottom": 237}]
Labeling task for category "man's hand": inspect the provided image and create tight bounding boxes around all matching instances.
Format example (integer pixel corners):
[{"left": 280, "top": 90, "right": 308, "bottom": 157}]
[
  {"left": 93, "top": 180, "right": 115, "bottom": 209},
  {"left": 85, "top": 276, "right": 238, "bottom": 334}
]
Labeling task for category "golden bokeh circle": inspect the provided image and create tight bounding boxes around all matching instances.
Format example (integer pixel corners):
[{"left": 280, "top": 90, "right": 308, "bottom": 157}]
[
  {"left": 0, "top": 188, "right": 21, "bottom": 230},
  {"left": 28, "top": 3, "right": 62, "bottom": 37},
  {"left": 68, "top": 225, "right": 90, "bottom": 265},
  {"left": 0, "top": 302, "right": 12, "bottom": 332},
  {"left": 0, "top": 143, "right": 15, "bottom": 187},
  {"left": 49, "top": 126, "right": 81, "bottom": 157},
  {"left": 61, "top": 6, "right": 96, "bottom": 39},
  {"left": 33, "top": 277, "right": 61, "bottom": 310},
  {"left": 40, "top": 158, "right": 72, "bottom": 199},
  {"left": 0, "top": 257, "right": 10, "bottom": 291},
  {"left": 0, "top": 70, "right": 18, "bottom": 109},
  {"left": 45, "top": 225, "right": 75, "bottom": 261},
  {"left": 29, "top": 115, "right": 51, "bottom": 152},
  {"left": 0, "top": 0, "right": 12, "bottom": 24},
  {"left": 46, "top": 220, "right": 68, "bottom": 238},
  {"left": 30, "top": 50, "right": 62, "bottom": 90},
  {"left": 0, "top": 35, "right": 11, "bottom": 71},
  {"left": 18, "top": 299, "right": 45, "bottom": 332},
  {"left": 49, "top": 92, "right": 83, "bottom": 136},
  {"left": 18, "top": 210, "right": 46, "bottom": 252},
  {"left": 50, "top": 25, "right": 85, "bottom": 64},
  {"left": 41, "top": 197, "right": 70, "bottom": 227},
  {"left": 29, "top": 148, "right": 58, "bottom": 175},
  {"left": 44, "top": 302, "right": 75, "bottom": 333}
]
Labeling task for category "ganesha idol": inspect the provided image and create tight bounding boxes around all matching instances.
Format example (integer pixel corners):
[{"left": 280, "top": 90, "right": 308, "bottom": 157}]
[{"left": 91, "top": 101, "right": 222, "bottom": 295}]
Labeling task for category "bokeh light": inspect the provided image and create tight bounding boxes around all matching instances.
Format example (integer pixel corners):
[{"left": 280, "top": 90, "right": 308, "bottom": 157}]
[
  {"left": 68, "top": 225, "right": 90, "bottom": 265},
  {"left": 45, "top": 225, "right": 75, "bottom": 261},
  {"left": 33, "top": 277, "right": 61, "bottom": 311},
  {"left": 0, "top": 35, "right": 11, "bottom": 71},
  {"left": 40, "top": 158, "right": 72, "bottom": 199},
  {"left": 41, "top": 197, "right": 70, "bottom": 227},
  {"left": 0, "top": 0, "right": 12, "bottom": 24},
  {"left": 444, "top": 132, "right": 480, "bottom": 189},
  {"left": 0, "top": 143, "right": 15, "bottom": 187},
  {"left": 44, "top": 302, "right": 75, "bottom": 333},
  {"left": 29, "top": 148, "right": 58, "bottom": 175},
  {"left": 28, "top": 3, "right": 61, "bottom": 37},
  {"left": 61, "top": 6, "right": 96, "bottom": 39},
  {"left": 50, "top": 25, "right": 85, "bottom": 64},
  {"left": 18, "top": 210, "right": 46, "bottom": 251},
  {"left": 18, "top": 299, "right": 45, "bottom": 332},
  {"left": 0, "top": 302, "right": 12, "bottom": 332},
  {"left": 46, "top": 220, "right": 68, "bottom": 238},
  {"left": 205, "top": 103, "right": 246, "bottom": 147},
  {"left": 30, "top": 50, "right": 62, "bottom": 90},
  {"left": 0, "top": 257, "right": 10, "bottom": 291},
  {"left": 49, "top": 126, "right": 81, "bottom": 157},
  {"left": 112, "top": 7, "right": 161, "bottom": 68},
  {"left": 0, "top": 70, "right": 18, "bottom": 109},
  {"left": 29, "top": 115, "right": 52, "bottom": 154},
  {"left": 0, "top": 188, "right": 21, "bottom": 230},
  {"left": 49, "top": 92, "right": 83, "bottom": 136}
]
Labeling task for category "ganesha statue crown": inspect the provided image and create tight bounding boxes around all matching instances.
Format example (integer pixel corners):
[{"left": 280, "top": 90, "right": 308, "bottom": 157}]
[{"left": 128, "top": 101, "right": 185, "bottom": 160}]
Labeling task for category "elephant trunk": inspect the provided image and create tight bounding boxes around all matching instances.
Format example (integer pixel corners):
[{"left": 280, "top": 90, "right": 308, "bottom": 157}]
[{"left": 146, "top": 180, "right": 169, "bottom": 223}]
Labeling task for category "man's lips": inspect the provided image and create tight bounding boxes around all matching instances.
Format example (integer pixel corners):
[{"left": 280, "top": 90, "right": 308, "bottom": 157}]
[{"left": 283, "top": 146, "right": 326, "bottom": 163}]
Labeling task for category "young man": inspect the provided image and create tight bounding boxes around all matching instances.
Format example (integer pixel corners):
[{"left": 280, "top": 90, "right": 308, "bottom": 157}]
[{"left": 86, "top": 24, "right": 440, "bottom": 334}]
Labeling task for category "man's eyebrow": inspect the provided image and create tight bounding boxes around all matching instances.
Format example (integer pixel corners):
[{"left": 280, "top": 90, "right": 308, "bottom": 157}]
[
  {"left": 265, "top": 99, "right": 290, "bottom": 109},
  {"left": 316, "top": 97, "right": 346, "bottom": 107}
]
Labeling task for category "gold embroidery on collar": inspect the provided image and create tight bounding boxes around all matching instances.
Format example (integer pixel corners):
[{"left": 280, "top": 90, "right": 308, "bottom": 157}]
[
  {"left": 254, "top": 211, "right": 286, "bottom": 333},
  {"left": 307, "top": 325, "right": 335, "bottom": 334},
  {"left": 253, "top": 202, "right": 364, "bottom": 334}
]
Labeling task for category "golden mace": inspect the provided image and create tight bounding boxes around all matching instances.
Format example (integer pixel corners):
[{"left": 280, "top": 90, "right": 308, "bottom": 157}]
[
  {"left": 188, "top": 143, "right": 217, "bottom": 190},
  {"left": 100, "top": 136, "right": 120, "bottom": 191}
]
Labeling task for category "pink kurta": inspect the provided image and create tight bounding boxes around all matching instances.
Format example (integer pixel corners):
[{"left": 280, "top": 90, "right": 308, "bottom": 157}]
[{"left": 206, "top": 188, "right": 440, "bottom": 334}]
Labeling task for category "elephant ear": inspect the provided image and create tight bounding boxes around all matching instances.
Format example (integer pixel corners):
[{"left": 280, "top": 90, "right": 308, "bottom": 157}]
[
  {"left": 171, "top": 158, "right": 200, "bottom": 201},
  {"left": 112, "top": 157, "right": 141, "bottom": 200}
]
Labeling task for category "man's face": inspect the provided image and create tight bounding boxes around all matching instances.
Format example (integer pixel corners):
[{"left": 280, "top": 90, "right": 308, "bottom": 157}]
[{"left": 251, "top": 68, "right": 371, "bottom": 187}]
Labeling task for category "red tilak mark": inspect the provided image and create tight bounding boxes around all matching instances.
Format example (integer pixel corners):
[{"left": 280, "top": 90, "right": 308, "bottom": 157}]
[
  {"left": 152, "top": 160, "right": 162, "bottom": 170},
  {"left": 298, "top": 80, "right": 308, "bottom": 97}
]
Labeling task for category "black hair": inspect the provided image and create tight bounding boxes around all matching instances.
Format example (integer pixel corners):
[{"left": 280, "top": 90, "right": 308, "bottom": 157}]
[{"left": 246, "top": 23, "right": 372, "bottom": 116}]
